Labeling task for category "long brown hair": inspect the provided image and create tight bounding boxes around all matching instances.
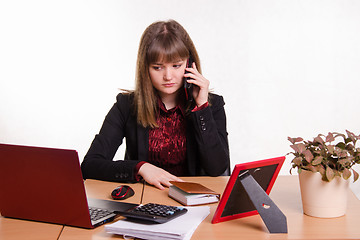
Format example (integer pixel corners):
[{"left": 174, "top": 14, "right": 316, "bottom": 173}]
[{"left": 134, "top": 19, "right": 201, "bottom": 128}]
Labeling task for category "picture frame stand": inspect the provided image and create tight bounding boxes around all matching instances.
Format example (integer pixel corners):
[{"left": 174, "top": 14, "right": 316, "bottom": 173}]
[{"left": 239, "top": 171, "right": 288, "bottom": 234}]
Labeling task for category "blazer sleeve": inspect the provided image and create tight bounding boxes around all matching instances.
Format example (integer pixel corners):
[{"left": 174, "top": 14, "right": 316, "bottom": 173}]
[
  {"left": 81, "top": 93, "right": 142, "bottom": 182},
  {"left": 190, "top": 94, "right": 230, "bottom": 176}
]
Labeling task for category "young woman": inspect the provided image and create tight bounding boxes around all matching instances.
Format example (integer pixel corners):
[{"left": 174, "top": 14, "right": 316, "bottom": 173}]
[{"left": 81, "top": 20, "right": 230, "bottom": 190}]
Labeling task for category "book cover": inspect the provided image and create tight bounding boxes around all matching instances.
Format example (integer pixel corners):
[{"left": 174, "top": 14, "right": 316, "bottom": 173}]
[{"left": 169, "top": 181, "right": 220, "bottom": 206}]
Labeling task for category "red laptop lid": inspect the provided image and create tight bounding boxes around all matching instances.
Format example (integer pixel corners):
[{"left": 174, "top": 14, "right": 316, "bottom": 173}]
[{"left": 0, "top": 143, "right": 93, "bottom": 228}]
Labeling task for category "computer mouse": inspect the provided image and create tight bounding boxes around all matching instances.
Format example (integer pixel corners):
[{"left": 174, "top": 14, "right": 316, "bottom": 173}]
[{"left": 111, "top": 185, "right": 135, "bottom": 200}]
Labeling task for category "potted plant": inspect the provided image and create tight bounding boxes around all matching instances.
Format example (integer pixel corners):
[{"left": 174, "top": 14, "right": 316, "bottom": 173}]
[{"left": 287, "top": 130, "right": 360, "bottom": 218}]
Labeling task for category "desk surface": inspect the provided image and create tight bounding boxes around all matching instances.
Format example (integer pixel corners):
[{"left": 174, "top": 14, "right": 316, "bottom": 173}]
[
  {"left": 0, "top": 217, "right": 63, "bottom": 240},
  {"left": 142, "top": 176, "right": 360, "bottom": 240},
  {"left": 2, "top": 176, "right": 360, "bottom": 240}
]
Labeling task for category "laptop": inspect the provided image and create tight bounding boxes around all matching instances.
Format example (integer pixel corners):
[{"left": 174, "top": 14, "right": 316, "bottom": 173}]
[{"left": 0, "top": 143, "right": 137, "bottom": 228}]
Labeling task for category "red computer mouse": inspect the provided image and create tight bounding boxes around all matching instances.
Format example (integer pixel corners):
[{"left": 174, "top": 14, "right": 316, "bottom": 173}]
[{"left": 111, "top": 185, "right": 135, "bottom": 200}]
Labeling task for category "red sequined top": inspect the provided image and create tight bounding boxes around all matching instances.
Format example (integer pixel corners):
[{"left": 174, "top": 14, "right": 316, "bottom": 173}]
[
  {"left": 148, "top": 102, "right": 187, "bottom": 176},
  {"left": 135, "top": 101, "right": 208, "bottom": 178}
]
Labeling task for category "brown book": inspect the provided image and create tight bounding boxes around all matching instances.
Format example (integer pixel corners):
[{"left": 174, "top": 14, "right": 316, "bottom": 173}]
[{"left": 169, "top": 181, "right": 220, "bottom": 206}]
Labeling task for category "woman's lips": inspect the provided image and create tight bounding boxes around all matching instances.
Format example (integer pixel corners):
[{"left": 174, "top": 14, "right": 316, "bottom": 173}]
[{"left": 163, "top": 83, "right": 175, "bottom": 87}]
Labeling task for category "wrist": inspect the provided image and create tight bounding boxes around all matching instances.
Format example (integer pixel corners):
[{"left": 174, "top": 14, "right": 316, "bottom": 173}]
[
  {"left": 135, "top": 161, "right": 147, "bottom": 181},
  {"left": 192, "top": 101, "right": 209, "bottom": 112}
]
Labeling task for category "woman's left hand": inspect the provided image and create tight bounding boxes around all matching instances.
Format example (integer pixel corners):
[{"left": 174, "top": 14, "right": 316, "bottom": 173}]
[{"left": 184, "top": 62, "right": 209, "bottom": 107}]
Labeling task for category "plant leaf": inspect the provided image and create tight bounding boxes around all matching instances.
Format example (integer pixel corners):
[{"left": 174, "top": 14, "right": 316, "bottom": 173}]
[
  {"left": 325, "top": 166, "right": 335, "bottom": 181},
  {"left": 303, "top": 150, "right": 314, "bottom": 163},
  {"left": 342, "top": 168, "right": 351, "bottom": 180},
  {"left": 346, "top": 130, "right": 356, "bottom": 143},
  {"left": 317, "top": 165, "right": 326, "bottom": 176},
  {"left": 292, "top": 156, "right": 303, "bottom": 165},
  {"left": 326, "top": 132, "right": 335, "bottom": 142},
  {"left": 307, "top": 165, "right": 317, "bottom": 172},
  {"left": 345, "top": 143, "right": 354, "bottom": 151},
  {"left": 288, "top": 137, "right": 303, "bottom": 144},
  {"left": 352, "top": 169, "right": 359, "bottom": 182},
  {"left": 326, "top": 145, "right": 335, "bottom": 154},
  {"left": 312, "top": 156, "right": 323, "bottom": 165},
  {"left": 291, "top": 143, "right": 306, "bottom": 154},
  {"left": 314, "top": 135, "right": 324, "bottom": 144},
  {"left": 338, "top": 150, "right": 348, "bottom": 158},
  {"left": 336, "top": 142, "right": 346, "bottom": 150},
  {"left": 338, "top": 158, "right": 351, "bottom": 167}
]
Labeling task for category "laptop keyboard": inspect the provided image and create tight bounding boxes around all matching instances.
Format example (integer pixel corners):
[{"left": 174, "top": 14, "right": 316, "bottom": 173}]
[{"left": 89, "top": 207, "right": 114, "bottom": 221}]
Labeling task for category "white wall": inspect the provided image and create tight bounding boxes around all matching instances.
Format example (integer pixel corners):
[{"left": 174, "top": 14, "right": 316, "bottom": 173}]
[{"left": 1, "top": 0, "right": 360, "bottom": 178}]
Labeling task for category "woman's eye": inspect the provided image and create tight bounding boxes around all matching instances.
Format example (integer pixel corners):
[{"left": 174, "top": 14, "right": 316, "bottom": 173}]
[
  {"left": 173, "top": 64, "right": 182, "bottom": 68},
  {"left": 152, "top": 66, "right": 162, "bottom": 70}
]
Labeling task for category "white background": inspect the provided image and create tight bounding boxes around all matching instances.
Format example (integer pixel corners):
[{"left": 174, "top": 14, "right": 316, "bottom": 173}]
[{"left": 1, "top": 0, "right": 360, "bottom": 189}]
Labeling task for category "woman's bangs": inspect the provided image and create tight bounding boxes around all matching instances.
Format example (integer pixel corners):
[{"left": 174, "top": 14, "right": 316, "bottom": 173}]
[{"left": 147, "top": 36, "right": 189, "bottom": 64}]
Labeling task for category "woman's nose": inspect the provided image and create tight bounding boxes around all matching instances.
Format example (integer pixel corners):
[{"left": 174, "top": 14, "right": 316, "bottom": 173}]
[{"left": 163, "top": 68, "right": 172, "bottom": 80}]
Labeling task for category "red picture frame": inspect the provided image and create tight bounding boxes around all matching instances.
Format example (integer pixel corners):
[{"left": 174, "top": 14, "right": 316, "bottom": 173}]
[{"left": 212, "top": 156, "right": 285, "bottom": 224}]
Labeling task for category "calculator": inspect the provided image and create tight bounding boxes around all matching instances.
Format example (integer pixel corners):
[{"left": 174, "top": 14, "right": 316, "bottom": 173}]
[{"left": 120, "top": 203, "right": 188, "bottom": 224}]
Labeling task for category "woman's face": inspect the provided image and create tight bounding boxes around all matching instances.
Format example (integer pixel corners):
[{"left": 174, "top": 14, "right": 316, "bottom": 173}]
[{"left": 149, "top": 59, "right": 187, "bottom": 100}]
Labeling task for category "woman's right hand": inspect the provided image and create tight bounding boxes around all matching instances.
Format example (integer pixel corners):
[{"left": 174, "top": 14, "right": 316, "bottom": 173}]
[{"left": 138, "top": 163, "right": 184, "bottom": 190}]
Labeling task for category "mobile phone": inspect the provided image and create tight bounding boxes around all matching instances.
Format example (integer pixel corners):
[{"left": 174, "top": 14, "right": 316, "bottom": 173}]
[{"left": 184, "top": 57, "right": 194, "bottom": 101}]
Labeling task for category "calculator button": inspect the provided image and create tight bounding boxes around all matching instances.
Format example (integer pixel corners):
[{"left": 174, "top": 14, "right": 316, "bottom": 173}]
[{"left": 122, "top": 203, "right": 188, "bottom": 223}]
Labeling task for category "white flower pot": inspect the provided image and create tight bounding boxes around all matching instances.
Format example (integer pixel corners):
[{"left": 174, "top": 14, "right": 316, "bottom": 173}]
[{"left": 298, "top": 170, "right": 350, "bottom": 218}]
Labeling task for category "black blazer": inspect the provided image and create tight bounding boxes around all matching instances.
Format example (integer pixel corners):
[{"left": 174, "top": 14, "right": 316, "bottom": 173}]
[{"left": 81, "top": 93, "right": 230, "bottom": 182}]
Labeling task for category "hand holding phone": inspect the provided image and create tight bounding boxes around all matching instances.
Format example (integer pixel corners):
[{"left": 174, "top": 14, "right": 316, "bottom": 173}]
[
  {"left": 183, "top": 57, "right": 210, "bottom": 107},
  {"left": 184, "top": 57, "right": 194, "bottom": 101}
]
